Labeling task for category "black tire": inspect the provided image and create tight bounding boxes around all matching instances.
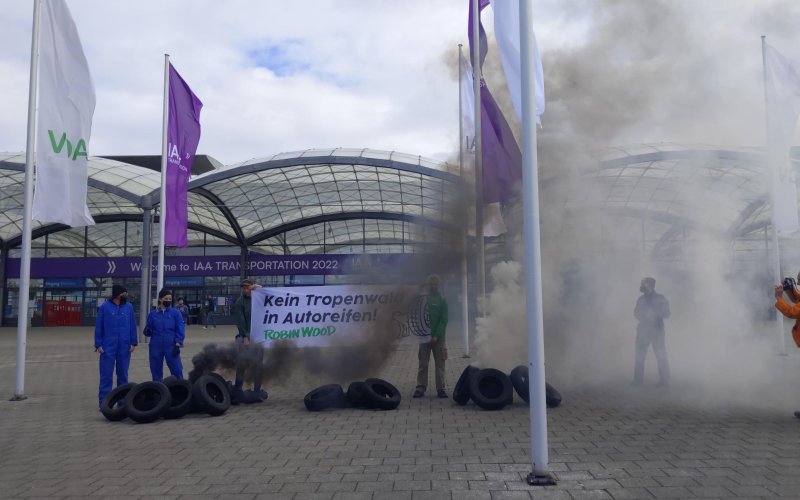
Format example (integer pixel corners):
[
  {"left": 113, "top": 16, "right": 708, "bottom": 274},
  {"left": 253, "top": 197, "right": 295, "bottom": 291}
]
[
  {"left": 125, "top": 381, "right": 171, "bottom": 423},
  {"left": 304, "top": 384, "right": 347, "bottom": 411},
  {"left": 206, "top": 372, "right": 231, "bottom": 395},
  {"left": 509, "top": 365, "right": 562, "bottom": 408},
  {"left": 162, "top": 378, "right": 193, "bottom": 419},
  {"left": 192, "top": 374, "right": 231, "bottom": 416},
  {"left": 545, "top": 382, "right": 562, "bottom": 408},
  {"left": 363, "top": 378, "right": 401, "bottom": 410},
  {"left": 346, "top": 381, "right": 370, "bottom": 408},
  {"left": 100, "top": 382, "right": 136, "bottom": 422},
  {"left": 453, "top": 365, "right": 479, "bottom": 406},
  {"left": 469, "top": 368, "right": 513, "bottom": 411},
  {"left": 509, "top": 365, "right": 529, "bottom": 403},
  {"left": 162, "top": 375, "right": 178, "bottom": 385}
]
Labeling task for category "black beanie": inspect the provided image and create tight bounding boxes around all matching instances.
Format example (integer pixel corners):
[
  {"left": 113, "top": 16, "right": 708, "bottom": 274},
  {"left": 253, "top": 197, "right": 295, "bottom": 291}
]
[
  {"left": 158, "top": 288, "right": 172, "bottom": 300},
  {"left": 111, "top": 284, "right": 126, "bottom": 299}
]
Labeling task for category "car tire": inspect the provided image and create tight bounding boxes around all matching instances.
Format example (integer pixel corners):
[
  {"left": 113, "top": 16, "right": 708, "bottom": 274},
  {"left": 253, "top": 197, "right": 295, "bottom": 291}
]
[
  {"left": 363, "top": 378, "right": 401, "bottom": 410},
  {"left": 125, "top": 381, "right": 171, "bottom": 423},
  {"left": 100, "top": 382, "right": 136, "bottom": 422},
  {"left": 192, "top": 374, "right": 231, "bottom": 416},
  {"left": 469, "top": 368, "right": 513, "bottom": 411},
  {"left": 162, "top": 378, "right": 193, "bottom": 419},
  {"left": 453, "top": 365, "right": 479, "bottom": 406},
  {"left": 509, "top": 365, "right": 562, "bottom": 408},
  {"left": 304, "top": 384, "right": 347, "bottom": 411},
  {"left": 346, "top": 381, "right": 370, "bottom": 408}
]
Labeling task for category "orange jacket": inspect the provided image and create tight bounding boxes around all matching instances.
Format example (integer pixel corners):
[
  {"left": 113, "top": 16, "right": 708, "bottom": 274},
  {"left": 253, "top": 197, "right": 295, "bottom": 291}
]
[{"left": 775, "top": 288, "right": 800, "bottom": 346}]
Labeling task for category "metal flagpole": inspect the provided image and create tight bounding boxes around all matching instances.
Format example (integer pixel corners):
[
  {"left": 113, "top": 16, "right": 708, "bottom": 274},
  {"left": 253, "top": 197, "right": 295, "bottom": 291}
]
[
  {"left": 761, "top": 35, "right": 788, "bottom": 356},
  {"left": 157, "top": 54, "right": 170, "bottom": 294},
  {"left": 458, "top": 43, "right": 471, "bottom": 357},
  {"left": 520, "top": 0, "right": 555, "bottom": 484},
  {"left": 13, "top": 0, "right": 42, "bottom": 401},
  {"left": 471, "top": 0, "right": 486, "bottom": 314},
  {"left": 138, "top": 206, "right": 152, "bottom": 343}
]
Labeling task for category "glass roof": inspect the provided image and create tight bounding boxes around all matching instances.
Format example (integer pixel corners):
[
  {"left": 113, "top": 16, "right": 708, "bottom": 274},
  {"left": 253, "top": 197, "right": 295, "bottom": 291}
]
[
  {"left": 9, "top": 144, "right": 786, "bottom": 258},
  {"left": 0, "top": 149, "right": 463, "bottom": 250}
]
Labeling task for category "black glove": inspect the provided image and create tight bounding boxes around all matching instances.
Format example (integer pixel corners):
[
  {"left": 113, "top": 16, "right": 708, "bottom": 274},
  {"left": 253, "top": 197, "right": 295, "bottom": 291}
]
[
  {"left": 143, "top": 326, "right": 151, "bottom": 337},
  {"left": 172, "top": 344, "right": 181, "bottom": 356}
]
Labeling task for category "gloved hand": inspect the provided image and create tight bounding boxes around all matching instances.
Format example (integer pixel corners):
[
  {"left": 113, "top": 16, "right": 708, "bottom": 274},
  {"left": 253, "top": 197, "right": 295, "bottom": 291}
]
[
  {"left": 172, "top": 344, "right": 181, "bottom": 356},
  {"left": 143, "top": 326, "right": 152, "bottom": 337}
]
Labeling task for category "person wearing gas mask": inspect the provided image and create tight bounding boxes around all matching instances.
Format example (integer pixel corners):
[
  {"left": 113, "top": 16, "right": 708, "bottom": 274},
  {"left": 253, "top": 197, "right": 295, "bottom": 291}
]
[
  {"left": 94, "top": 284, "right": 137, "bottom": 408},
  {"left": 632, "top": 277, "right": 671, "bottom": 387},
  {"left": 144, "top": 288, "right": 185, "bottom": 381},
  {"left": 773, "top": 273, "right": 800, "bottom": 419}
]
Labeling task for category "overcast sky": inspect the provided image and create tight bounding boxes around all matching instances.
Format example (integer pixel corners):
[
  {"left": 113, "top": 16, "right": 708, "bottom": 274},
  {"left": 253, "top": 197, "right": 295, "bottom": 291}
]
[{"left": 2, "top": 1, "right": 800, "bottom": 166}]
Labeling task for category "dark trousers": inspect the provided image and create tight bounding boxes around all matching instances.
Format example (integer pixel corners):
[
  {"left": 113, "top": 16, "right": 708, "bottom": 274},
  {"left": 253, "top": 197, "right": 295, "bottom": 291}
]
[
  {"left": 234, "top": 337, "right": 262, "bottom": 391},
  {"left": 416, "top": 341, "right": 447, "bottom": 392},
  {"left": 634, "top": 329, "right": 670, "bottom": 384}
]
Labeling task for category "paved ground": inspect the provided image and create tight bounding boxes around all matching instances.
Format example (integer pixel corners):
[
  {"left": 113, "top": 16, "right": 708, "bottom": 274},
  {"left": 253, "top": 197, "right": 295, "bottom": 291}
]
[{"left": 2, "top": 325, "right": 800, "bottom": 500}]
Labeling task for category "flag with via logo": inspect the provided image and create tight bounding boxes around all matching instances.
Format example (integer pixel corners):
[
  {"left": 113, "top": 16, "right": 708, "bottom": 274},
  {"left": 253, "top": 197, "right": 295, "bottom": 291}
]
[
  {"left": 764, "top": 43, "right": 800, "bottom": 234},
  {"left": 165, "top": 63, "right": 203, "bottom": 247},
  {"left": 33, "top": 0, "right": 95, "bottom": 227}
]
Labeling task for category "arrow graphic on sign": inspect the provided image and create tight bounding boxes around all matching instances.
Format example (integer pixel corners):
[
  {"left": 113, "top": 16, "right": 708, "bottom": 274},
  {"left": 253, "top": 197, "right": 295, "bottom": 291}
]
[{"left": 106, "top": 261, "right": 116, "bottom": 274}]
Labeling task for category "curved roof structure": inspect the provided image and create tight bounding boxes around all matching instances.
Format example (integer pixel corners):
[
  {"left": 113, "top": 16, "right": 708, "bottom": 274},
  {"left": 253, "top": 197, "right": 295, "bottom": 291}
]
[
  {"left": 555, "top": 143, "right": 799, "bottom": 259},
  {"left": 0, "top": 148, "right": 463, "bottom": 253}
]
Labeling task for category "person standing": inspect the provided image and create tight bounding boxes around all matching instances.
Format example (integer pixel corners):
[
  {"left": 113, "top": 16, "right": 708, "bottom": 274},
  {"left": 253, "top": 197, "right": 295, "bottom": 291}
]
[
  {"left": 176, "top": 297, "right": 190, "bottom": 326},
  {"left": 231, "top": 279, "right": 265, "bottom": 403},
  {"left": 94, "top": 284, "right": 137, "bottom": 408},
  {"left": 413, "top": 275, "right": 449, "bottom": 399},
  {"left": 145, "top": 289, "right": 185, "bottom": 381},
  {"left": 203, "top": 293, "right": 216, "bottom": 329},
  {"left": 632, "top": 277, "right": 671, "bottom": 387},
  {"left": 773, "top": 274, "right": 800, "bottom": 419}
]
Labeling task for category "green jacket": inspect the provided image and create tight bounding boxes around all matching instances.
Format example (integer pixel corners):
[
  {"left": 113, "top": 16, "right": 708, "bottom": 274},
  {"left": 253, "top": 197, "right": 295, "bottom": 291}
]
[
  {"left": 427, "top": 292, "right": 448, "bottom": 341},
  {"left": 233, "top": 295, "right": 251, "bottom": 338}
]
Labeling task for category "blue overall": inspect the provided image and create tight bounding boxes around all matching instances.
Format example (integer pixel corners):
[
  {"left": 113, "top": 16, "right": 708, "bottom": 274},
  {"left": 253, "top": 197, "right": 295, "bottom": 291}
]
[
  {"left": 94, "top": 300, "right": 138, "bottom": 407},
  {"left": 146, "top": 307, "right": 185, "bottom": 381}
]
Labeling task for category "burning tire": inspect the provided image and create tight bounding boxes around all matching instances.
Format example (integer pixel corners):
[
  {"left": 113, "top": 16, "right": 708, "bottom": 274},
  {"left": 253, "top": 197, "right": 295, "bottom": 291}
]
[
  {"left": 363, "top": 378, "right": 401, "bottom": 410},
  {"left": 100, "top": 382, "right": 136, "bottom": 422},
  {"left": 469, "top": 368, "right": 513, "bottom": 411},
  {"left": 192, "top": 374, "right": 231, "bottom": 416},
  {"left": 453, "top": 365, "right": 479, "bottom": 406},
  {"left": 162, "top": 378, "right": 193, "bottom": 419},
  {"left": 125, "top": 381, "right": 171, "bottom": 423},
  {"left": 510, "top": 365, "right": 563, "bottom": 408},
  {"left": 346, "top": 381, "right": 369, "bottom": 408},
  {"left": 304, "top": 384, "right": 348, "bottom": 411}
]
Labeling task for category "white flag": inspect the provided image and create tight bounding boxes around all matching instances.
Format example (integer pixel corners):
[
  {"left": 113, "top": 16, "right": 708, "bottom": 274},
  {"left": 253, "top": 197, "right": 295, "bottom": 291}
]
[
  {"left": 33, "top": 0, "right": 96, "bottom": 227},
  {"left": 764, "top": 43, "right": 800, "bottom": 234},
  {"left": 491, "top": 0, "right": 545, "bottom": 125},
  {"left": 459, "top": 51, "right": 476, "bottom": 154}
]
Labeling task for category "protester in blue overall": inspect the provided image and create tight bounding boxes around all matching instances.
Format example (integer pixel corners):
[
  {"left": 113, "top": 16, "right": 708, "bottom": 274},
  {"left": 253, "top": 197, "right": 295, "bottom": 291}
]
[
  {"left": 145, "top": 289, "right": 185, "bottom": 381},
  {"left": 94, "top": 284, "right": 137, "bottom": 407}
]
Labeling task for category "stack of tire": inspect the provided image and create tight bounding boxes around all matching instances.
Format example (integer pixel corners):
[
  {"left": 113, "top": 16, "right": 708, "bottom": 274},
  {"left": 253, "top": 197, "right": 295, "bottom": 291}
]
[
  {"left": 452, "top": 365, "right": 562, "bottom": 411},
  {"left": 99, "top": 374, "right": 231, "bottom": 423},
  {"left": 304, "top": 378, "right": 401, "bottom": 411}
]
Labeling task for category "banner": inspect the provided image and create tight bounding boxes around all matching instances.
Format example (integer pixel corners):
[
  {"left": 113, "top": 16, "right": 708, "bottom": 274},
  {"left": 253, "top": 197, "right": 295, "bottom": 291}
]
[
  {"left": 165, "top": 63, "right": 203, "bottom": 247},
  {"left": 33, "top": 0, "right": 95, "bottom": 227},
  {"left": 251, "top": 285, "right": 432, "bottom": 347}
]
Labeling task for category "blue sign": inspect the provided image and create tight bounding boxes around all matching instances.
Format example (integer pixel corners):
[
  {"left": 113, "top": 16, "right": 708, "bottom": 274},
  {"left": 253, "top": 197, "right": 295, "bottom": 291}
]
[
  {"left": 165, "top": 276, "right": 204, "bottom": 287},
  {"left": 44, "top": 278, "right": 86, "bottom": 288}
]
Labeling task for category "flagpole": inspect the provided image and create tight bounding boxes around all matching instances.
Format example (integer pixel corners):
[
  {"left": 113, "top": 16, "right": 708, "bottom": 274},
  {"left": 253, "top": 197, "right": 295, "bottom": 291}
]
[
  {"left": 13, "top": 0, "right": 42, "bottom": 401},
  {"left": 520, "top": 0, "right": 554, "bottom": 484},
  {"left": 157, "top": 54, "right": 170, "bottom": 294},
  {"left": 458, "top": 43, "right": 471, "bottom": 357},
  {"left": 761, "top": 35, "right": 788, "bottom": 356},
  {"left": 471, "top": 0, "right": 486, "bottom": 314}
]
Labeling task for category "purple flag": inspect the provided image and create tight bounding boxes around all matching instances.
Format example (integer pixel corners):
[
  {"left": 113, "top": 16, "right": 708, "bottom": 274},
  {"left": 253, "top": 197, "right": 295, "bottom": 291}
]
[
  {"left": 165, "top": 63, "right": 203, "bottom": 247},
  {"left": 467, "top": 0, "right": 522, "bottom": 203}
]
